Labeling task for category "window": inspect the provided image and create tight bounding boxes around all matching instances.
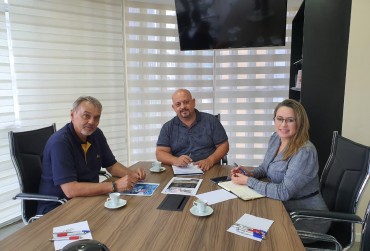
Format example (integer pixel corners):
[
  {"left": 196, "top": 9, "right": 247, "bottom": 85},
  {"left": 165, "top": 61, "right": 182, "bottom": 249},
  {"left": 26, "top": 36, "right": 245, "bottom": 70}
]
[
  {"left": 125, "top": 1, "right": 297, "bottom": 165},
  {"left": 0, "top": 0, "right": 127, "bottom": 227},
  {"left": 0, "top": 0, "right": 299, "bottom": 227}
]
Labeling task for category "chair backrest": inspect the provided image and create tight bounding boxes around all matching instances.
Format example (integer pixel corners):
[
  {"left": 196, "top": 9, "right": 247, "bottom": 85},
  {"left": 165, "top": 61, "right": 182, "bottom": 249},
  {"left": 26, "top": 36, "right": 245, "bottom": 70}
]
[
  {"left": 8, "top": 123, "right": 56, "bottom": 222},
  {"left": 320, "top": 131, "right": 370, "bottom": 249},
  {"left": 360, "top": 202, "right": 370, "bottom": 251},
  {"left": 214, "top": 114, "right": 228, "bottom": 165}
]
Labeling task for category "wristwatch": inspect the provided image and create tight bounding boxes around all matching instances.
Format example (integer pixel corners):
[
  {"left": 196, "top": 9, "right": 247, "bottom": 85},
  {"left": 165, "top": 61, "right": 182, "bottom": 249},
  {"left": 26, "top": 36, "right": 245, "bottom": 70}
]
[{"left": 112, "top": 181, "right": 117, "bottom": 192}]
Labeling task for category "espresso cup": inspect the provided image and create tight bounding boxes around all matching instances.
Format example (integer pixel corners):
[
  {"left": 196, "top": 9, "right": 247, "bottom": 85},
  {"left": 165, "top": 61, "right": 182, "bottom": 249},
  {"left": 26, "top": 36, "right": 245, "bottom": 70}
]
[
  {"left": 193, "top": 199, "right": 207, "bottom": 213},
  {"left": 107, "top": 192, "right": 121, "bottom": 207},
  {"left": 152, "top": 161, "right": 162, "bottom": 171}
]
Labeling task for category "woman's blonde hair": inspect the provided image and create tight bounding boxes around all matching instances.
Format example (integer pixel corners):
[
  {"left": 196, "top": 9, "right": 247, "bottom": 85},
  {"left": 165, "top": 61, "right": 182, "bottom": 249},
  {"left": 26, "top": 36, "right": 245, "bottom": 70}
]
[{"left": 274, "top": 99, "right": 310, "bottom": 160}]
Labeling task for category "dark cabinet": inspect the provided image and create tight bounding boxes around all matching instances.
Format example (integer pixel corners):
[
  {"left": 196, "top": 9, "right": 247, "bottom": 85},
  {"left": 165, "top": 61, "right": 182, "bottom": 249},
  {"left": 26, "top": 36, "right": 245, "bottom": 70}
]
[{"left": 289, "top": 0, "right": 352, "bottom": 174}]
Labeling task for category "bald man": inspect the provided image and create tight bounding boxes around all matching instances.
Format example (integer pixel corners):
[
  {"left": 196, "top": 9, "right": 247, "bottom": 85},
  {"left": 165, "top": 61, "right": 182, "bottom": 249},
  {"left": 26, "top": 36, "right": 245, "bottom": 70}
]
[{"left": 156, "top": 89, "right": 229, "bottom": 171}]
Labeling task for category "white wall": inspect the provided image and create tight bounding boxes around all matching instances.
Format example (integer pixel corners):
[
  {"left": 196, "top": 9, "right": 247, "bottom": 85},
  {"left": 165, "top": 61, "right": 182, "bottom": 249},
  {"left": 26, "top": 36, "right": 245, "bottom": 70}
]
[{"left": 342, "top": 0, "right": 370, "bottom": 241}]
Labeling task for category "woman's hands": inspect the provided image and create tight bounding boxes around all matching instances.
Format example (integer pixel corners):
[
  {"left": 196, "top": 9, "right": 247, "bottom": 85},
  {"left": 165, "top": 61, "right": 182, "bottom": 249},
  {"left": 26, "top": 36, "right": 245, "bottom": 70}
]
[{"left": 230, "top": 166, "right": 253, "bottom": 185}]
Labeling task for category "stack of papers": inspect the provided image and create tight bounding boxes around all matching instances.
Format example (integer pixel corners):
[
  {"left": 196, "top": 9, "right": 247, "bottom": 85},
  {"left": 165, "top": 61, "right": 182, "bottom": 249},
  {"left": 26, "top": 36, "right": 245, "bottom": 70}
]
[{"left": 172, "top": 164, "right": 204, "bottom": 175}]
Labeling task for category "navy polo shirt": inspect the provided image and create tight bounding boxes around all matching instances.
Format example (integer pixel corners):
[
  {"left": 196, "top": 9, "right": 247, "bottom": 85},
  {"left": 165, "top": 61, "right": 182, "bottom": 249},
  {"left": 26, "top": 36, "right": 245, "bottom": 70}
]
[
  {"left": 37, "top": 122, "right": 117, "bottom": 214},
  {"left": 156, "top": 109, "right": 228, "bottom": 162}
]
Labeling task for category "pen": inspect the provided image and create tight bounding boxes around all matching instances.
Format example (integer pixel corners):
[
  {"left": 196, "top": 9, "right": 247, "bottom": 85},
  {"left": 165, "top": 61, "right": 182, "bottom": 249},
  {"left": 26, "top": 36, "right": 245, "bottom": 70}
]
[
  {"left": 238, "top": 229, "right": 265, "bottom": 239},
  {"left": 53, "top": 230, "right": 90, "bottom": 237},
  {"left": 50, "top": 236, "right": 84, "bottom": 241},
  {"left": 233, "top": 162, "right": 248, "bottom": 176},
  {"left": 234, "top": 224, "right": 267, "bottom": 239}
]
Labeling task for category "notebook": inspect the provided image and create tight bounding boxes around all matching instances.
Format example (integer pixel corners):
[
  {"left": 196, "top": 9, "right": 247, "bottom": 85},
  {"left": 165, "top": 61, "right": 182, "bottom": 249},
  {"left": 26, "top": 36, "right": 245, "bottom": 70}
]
[{"left": 218, "top": 181, "right": 265, "bottom": 201}]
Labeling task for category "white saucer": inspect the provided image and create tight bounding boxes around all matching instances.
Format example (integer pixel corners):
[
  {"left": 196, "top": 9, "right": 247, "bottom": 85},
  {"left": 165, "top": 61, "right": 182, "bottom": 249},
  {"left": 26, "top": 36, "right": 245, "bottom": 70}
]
[
  {"left": 190, "top": 206, "right": 213, "bottom": 217},
  {"left": 104, "top": 199, "right": 127, "bottom": 209},
  {"left": 150, "top": 167, "right": 166, "bottom": 173}
]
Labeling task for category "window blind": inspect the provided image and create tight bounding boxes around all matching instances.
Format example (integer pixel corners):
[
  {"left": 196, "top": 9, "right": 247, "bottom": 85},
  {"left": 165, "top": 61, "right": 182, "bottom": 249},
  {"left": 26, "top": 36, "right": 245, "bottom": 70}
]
[
  {"left": 124, "top": 1, "right": 298, "bottom": 165},
  {"left": 0, "top": 1, "right": 21, "bottom": 227},
  {"left": 0, "top": 0, "right": 300, "bottom": 227},
  {"left": 125, "top": 1, "right": 216, "bottom": 163},
  {"left": 0, "top": 0, "right": 127, "bottom": 227}
]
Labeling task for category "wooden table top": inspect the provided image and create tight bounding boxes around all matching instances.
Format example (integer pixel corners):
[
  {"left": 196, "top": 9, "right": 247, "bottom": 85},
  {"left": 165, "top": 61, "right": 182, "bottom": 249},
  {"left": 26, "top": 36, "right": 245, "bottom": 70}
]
[{"left": 0, "top": 161, "right": 304, "bottom": 251}]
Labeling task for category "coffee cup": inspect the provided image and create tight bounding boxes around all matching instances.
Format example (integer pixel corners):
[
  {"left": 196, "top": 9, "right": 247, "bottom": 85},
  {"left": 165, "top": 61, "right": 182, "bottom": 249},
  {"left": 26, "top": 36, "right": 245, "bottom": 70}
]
[
  {"left": 152, "top": 161, "right": 162, "bottom": 171},
  {"left": 193, "top": 199, "right": 207, "bottom": 213},
  {"left": 107, "top": 192, "right": 121, "bottom": 207}
]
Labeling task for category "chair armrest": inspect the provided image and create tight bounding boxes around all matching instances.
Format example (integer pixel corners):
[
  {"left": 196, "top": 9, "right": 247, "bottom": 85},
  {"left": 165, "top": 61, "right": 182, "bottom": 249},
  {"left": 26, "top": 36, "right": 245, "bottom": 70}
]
[
  {"left": 13, "top": 193, "right": 66, "bottom": 204},
  {"left": 297, "top": 230, "right": 342, "bottom": 251},
  {"left": 290, "top": 209, "right": 362, "bottom": 224},
  {"left": 221, "top": 155, "right": 228, "bottom": 165},
  {"left": 99, "top": 170, "right": 111, "bottom": 178}
]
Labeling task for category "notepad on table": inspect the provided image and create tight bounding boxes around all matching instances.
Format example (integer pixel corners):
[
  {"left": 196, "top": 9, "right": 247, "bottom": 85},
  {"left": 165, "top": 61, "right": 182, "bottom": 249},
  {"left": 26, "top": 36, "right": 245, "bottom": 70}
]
[{"left": 218, "top": 181, "right": 265, "bottom": 201}]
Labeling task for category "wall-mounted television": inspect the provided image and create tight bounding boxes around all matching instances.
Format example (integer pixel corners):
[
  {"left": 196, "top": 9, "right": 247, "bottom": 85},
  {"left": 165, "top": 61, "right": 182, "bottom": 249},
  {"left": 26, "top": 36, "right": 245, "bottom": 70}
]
[{"left": 174, "top": 0, "right": 288, "bottom": 51}]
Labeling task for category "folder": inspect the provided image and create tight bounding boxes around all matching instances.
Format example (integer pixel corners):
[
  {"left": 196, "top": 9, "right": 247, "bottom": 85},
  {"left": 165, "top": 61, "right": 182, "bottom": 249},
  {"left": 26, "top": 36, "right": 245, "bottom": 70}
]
[{"left": 218, "top": 181, "right": 265, "bottom": 201}]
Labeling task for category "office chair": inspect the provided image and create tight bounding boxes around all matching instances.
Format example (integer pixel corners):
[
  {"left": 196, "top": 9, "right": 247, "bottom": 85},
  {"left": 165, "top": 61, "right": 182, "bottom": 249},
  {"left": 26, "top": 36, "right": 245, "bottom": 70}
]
[
  {"left": 9, "top": 124, "right": 66, "bottom": 224},
  {"left": 9, "top": 124, "right": 112, "bottom": 224},
  {"left": 296, "top": 201, "right": 370, "bottom": 251},
  {"left": 290, "top": 131, "right": 370, "bottom": 250},
  {"left": 360, "top": 202, "right": 370, "bottom": 251},
  {"left": 214, "top": 113, "right": 228, "bottom": 165}
]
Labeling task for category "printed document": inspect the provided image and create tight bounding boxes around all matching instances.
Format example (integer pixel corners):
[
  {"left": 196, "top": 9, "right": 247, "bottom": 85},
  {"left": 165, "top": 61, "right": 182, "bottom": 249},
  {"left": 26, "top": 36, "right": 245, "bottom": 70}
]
[{"left": 172, "top": 163, "right": 204, "bottom": 175}]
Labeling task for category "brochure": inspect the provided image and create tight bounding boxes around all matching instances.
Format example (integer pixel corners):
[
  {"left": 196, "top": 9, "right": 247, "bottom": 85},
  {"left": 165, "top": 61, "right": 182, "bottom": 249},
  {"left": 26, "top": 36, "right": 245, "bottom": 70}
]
[
  {"left": 120, "top": 182, "right": 159, "bottom": 196},
  {"left": 162, "top": 177, "right": 202, "bottom": 196}
]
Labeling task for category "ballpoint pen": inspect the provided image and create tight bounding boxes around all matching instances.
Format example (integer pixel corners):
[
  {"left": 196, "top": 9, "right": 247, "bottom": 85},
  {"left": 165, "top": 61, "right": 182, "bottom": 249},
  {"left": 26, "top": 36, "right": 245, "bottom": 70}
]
[
  {"left": 233, "top": 162, "right": 248, "bottom": 176},
  {"left": 234, "top": 224, "right": 266, "bottom": 239},
  {"left": 238, "top": 229, "right": 265, "bottom": 239},
  {"left": 53, "top": 230, "right": 91, "bottom": 237}
]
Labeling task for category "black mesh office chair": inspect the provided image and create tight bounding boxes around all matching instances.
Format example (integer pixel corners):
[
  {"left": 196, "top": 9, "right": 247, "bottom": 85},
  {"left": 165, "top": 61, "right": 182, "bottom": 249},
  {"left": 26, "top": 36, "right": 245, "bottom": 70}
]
[
  {"left": 214, "top": 113, "right": 228, "bottom": 165},
  {"left": 9, "top": 124, "right": 66, "bottom": 224},
  {"left": 290, "top": 131, "right": 370, "bottom": 250}
]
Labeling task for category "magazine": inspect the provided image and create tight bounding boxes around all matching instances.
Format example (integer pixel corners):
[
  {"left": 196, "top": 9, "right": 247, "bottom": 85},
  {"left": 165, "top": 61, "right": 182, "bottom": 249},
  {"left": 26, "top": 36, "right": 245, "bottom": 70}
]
[
  {"left": 161, "top": 177, "right": 202, "bottom": 196},
  {"left": 120, "top": 182, "right": 159, "bottom": 196}
]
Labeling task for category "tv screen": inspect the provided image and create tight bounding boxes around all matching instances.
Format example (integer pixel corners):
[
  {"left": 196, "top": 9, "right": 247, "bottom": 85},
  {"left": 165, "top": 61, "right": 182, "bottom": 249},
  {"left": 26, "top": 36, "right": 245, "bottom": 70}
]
[{"left": 174, "top": 0, "right": 287, "bottom": 51}]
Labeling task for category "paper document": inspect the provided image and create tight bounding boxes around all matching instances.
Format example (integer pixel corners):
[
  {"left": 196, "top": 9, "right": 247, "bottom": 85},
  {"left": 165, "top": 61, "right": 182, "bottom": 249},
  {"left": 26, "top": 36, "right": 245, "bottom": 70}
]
[
  {"left": 218, "top": 181, "right": 265, "bottom": 201},
  {"left": 172, "top": 163, "right": 204, "bottom": 175},
  {"left": 162, "top": 177, "right": 202, "bottom": 196},
  {"left": 227, "top": 214, "right": 274, "bottom": 242},
  {"left": 52, "top": 220, "right": 92, "bottom": 250},
  {"left": 120, "top": 182, "right": 159, "bottom": 196},
  {"left": 196, "top": 189, "right": 237, "bottom": 205}
]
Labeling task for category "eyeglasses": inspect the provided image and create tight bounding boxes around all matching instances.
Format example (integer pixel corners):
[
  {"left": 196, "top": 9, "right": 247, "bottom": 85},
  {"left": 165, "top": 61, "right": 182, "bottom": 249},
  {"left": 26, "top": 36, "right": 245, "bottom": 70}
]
[{"left": 274, "top": 117, "right": 296, "bottom": 125}]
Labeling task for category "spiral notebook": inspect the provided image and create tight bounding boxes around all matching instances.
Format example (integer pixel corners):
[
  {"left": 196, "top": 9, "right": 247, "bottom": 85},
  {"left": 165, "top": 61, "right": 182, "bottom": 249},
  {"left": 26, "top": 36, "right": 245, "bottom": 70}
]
[{"left": 218, "top": 181, "right": 265, "bottom": 201}]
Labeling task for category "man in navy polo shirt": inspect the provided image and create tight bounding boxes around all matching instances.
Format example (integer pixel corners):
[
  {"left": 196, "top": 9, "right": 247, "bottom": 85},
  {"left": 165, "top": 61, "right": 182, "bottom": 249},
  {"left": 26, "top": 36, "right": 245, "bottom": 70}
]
[
  {"left": 37, "top": 96, "right": 146, "bottom": 214},
  {"left": 156, "top": 89, "right": 229, "bottom": 171}
]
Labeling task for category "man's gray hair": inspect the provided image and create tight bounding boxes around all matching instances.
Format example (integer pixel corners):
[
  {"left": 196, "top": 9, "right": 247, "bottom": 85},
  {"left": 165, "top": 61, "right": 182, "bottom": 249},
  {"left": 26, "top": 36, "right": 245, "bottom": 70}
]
[{"left": 72, "top": 96, "right": 102, "bottom": 112}]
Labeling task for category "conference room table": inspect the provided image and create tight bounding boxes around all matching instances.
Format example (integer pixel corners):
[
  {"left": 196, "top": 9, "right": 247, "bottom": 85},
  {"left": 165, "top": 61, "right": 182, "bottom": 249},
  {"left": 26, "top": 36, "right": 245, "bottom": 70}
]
[{"left": 0, "top": 161, "right": 304, "bottom": 251}]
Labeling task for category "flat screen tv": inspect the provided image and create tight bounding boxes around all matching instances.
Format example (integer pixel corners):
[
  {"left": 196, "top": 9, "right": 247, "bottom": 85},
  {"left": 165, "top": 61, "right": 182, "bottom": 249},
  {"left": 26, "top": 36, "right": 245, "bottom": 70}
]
[{"left": 174, "top": 0, "right": 288, "bottom": 51}]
